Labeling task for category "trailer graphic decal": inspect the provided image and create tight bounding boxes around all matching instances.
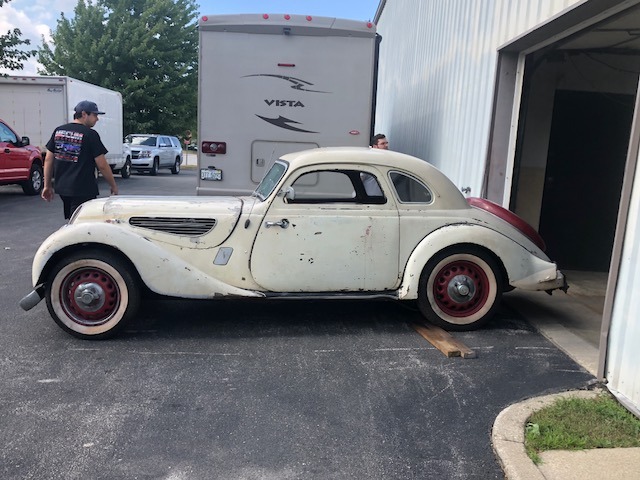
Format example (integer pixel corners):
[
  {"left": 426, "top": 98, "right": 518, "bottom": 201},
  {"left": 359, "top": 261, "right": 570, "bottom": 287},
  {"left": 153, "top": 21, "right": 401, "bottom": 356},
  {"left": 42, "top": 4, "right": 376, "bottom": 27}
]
[
  {"left": 197, "top": 14, "right": 377, "bottom": 194},
  {"left": 243, "top": 74, "right": 330, "bottom": 93},
  {"left": 255, "top": 115, "right": 318, "bottom": 133}
]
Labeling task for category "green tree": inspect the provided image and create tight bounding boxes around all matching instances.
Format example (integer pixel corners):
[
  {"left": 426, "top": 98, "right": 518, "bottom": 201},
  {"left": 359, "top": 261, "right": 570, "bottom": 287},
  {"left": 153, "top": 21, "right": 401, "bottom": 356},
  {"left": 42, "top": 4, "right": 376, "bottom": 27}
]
[
  {"left": 0, "top": 0, "right": 36, "bottom": 72},
  {"left": 38, "top": 0, "right": 198, "bottom": 136}
]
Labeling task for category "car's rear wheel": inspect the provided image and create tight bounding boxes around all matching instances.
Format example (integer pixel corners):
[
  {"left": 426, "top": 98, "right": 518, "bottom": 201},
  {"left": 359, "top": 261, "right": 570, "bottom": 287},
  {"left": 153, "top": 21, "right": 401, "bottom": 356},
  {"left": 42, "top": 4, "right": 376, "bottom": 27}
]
[
  {"left": 171, "top": 156, "right": 181, "bottom": 174},
  {"left": 150, "top": 158, "right": 159, "bottom": 176},
  {"left": 21, "top": 163, "right": 43, "bottom": 195},
  {"left": 417, "top": 246, "right": 503, "bottom": 331},
  {"left": 120, "top": 158, "right": 132, "bottom": 179},
  {"left": 45, "top": 250, "right": 140, "bottom": 340}
]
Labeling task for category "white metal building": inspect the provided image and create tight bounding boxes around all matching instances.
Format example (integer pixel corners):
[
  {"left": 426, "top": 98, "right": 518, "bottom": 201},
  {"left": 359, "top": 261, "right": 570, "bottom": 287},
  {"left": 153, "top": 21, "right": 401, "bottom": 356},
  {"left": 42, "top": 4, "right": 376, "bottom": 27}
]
[{"left": 374, "top": 0, "right": 640, "bottom": 415}]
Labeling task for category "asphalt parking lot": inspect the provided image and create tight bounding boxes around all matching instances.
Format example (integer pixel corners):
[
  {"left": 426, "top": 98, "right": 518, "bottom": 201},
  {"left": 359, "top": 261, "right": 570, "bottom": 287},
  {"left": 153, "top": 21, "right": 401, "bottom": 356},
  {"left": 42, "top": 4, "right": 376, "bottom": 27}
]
[{"left": 0, "top": 170, "right": 594, "bottom": 480}]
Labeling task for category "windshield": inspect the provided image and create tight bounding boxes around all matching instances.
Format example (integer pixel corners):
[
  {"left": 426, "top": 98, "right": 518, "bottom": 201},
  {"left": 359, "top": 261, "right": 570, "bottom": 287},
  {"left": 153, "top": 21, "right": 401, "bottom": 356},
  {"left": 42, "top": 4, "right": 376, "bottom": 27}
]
[
  {"left": 255, "top": 161, "right": 288, "bottom": 200},
  {"left": 130, "top": 135, "right": 157, "bottom": 146}
]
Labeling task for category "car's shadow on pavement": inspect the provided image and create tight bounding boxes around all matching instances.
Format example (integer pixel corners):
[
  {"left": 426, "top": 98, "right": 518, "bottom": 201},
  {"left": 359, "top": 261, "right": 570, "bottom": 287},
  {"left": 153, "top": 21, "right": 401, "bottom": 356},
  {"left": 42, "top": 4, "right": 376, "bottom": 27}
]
[
  {"left": 122, "top": 296, "right": 534, "bottom": 342},
  {"left": 125, "top": 298, "right": 419, "bottom": 339}
]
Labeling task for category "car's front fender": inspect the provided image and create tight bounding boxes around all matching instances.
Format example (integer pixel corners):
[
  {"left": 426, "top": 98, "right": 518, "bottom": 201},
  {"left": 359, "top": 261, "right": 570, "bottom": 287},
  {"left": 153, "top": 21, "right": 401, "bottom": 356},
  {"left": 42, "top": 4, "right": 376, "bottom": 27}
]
[
  {"left": 398, "top": 223, "right": 561, "bottom": 299},
  {"left": 32, "top": 223, "right": 263, "bottom": 299}
]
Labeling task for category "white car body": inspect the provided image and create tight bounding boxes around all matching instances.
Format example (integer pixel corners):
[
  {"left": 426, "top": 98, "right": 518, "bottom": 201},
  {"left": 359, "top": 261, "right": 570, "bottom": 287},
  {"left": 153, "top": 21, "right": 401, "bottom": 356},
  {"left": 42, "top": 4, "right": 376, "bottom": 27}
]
[{"left": 21, "top": 147, "right": 566, "bottom": 339}]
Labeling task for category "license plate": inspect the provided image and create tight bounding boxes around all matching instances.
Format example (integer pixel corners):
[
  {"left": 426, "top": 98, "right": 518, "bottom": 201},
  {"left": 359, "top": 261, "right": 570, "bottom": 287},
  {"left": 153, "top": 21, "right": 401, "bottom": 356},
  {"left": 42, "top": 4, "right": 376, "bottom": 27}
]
[{"left": 200, "top": 168, "right": 222, "bottom": 181}]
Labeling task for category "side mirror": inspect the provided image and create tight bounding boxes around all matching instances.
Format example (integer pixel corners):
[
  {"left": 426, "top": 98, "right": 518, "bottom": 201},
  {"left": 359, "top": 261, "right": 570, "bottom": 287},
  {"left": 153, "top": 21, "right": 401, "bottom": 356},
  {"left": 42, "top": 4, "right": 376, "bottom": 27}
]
[
  {"left": 21, "top": 136, "right": 30, "bottom": 146},
  {"left": 285, "top": 186, "right": 295, "bottom": 202},
  {"left": 278, "top": 186, "right": 295, "bottom": 202}
]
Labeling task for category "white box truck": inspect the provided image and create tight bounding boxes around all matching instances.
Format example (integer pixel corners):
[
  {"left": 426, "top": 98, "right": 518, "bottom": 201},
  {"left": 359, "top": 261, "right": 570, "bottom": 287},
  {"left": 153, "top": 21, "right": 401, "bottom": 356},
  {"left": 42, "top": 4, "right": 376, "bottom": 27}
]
[
  {"left": 197, "top": 13, "right": 380, "bottom": 195},
  {"left": 0, "top": 75, "right": 128, "bottom": 177}
]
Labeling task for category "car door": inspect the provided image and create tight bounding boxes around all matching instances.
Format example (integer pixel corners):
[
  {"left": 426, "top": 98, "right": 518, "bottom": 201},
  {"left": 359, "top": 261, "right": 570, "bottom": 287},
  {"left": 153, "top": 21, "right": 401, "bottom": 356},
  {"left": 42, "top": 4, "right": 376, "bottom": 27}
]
[
  {"left": 158, "top": 136, "right": 173, "bottom": 167},
  {"left": 0, "top": 122, "right": 29, "bottom": 182},
  {"left": 171, "top": 137, "right": 181, "bottom": 156},
  {"left": 171, "top": 137, "right": 183, "bottom": 165},
  {"left": 250, "top": 166, "right": 400, "bottom": 292}
]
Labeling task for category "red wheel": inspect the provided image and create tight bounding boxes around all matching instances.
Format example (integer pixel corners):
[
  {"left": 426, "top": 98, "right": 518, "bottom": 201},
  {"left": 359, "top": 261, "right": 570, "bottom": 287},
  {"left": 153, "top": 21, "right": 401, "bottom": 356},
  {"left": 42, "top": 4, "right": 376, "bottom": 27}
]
[
  {"left": 46, "top": 250, "right": 140, "bottom": 339},
  {"left": 59, "top": 267, "right": 120, "bottom": 325},
  {"left": 418, "top": 247, "right": 503, "bottom": 330}
]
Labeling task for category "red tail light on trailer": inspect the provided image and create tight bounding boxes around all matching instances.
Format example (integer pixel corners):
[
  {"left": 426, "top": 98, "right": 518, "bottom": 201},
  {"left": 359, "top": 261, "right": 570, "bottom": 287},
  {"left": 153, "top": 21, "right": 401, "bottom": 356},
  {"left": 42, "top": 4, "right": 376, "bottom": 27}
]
[{"left": 201, "top": 142, "right": 226, "bottom": 155}]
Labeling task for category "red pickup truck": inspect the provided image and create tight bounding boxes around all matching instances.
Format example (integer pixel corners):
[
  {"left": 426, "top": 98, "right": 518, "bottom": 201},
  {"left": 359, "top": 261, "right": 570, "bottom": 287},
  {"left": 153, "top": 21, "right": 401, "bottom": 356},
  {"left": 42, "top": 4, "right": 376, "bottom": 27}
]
[{"left": 0, "top": 119, "right": 43, "bottom": 195}]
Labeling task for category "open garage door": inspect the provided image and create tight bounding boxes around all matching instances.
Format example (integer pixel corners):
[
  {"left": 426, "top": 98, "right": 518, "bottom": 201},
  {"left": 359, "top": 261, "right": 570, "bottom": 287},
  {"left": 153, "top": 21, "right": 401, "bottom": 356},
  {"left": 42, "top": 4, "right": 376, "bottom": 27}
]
[
  {"left": 486, "top": 1, "right": 640, "bottom": 274},
  {"left": 484, "top": 0, "right": 640, "bottom": 397},
  {"left": 538, "top": 90, "right": 634, "bottom": 271}
]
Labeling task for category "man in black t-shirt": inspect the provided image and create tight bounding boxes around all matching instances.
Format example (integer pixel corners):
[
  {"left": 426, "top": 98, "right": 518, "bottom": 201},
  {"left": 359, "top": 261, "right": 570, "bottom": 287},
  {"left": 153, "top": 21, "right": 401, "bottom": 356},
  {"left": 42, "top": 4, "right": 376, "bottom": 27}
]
[{"left": 42, "top": 100, "right": 119, "bottom": 219}]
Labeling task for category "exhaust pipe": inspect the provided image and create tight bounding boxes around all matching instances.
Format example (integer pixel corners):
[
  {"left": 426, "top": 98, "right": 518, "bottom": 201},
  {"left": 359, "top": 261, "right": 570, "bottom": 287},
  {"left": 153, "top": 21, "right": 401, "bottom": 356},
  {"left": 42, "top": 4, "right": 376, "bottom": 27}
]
[{"left": 19, "top": 285, "right": 45, "bottom": 311}]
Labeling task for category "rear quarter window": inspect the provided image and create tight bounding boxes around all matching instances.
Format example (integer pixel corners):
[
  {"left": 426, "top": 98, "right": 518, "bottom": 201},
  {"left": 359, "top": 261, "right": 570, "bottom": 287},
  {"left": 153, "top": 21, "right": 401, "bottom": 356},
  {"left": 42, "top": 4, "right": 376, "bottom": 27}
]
[{"left": 390, "top": 171, "right": 433, "bottom": 203}]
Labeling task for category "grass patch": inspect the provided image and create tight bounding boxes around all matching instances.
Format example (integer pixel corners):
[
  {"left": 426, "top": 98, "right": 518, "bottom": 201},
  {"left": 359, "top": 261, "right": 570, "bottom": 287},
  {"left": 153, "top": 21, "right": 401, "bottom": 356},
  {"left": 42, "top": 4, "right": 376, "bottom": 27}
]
[{"left": 524, "top": 391, "right": 640, "bottom": 464}]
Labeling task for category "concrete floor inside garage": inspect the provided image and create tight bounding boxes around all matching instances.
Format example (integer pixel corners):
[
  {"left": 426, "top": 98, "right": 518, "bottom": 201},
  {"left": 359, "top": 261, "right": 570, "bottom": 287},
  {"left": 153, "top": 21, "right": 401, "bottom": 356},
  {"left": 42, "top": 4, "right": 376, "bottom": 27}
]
[{"left": 503, "top": 270, "right": 607, "bottom": 376}]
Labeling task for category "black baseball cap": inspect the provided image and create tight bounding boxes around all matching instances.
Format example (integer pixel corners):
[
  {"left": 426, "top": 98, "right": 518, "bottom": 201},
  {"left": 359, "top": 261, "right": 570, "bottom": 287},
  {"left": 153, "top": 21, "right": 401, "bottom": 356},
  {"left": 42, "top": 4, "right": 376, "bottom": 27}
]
[{"left": 74, "top": 100, "right": 105, "bottom": 115}]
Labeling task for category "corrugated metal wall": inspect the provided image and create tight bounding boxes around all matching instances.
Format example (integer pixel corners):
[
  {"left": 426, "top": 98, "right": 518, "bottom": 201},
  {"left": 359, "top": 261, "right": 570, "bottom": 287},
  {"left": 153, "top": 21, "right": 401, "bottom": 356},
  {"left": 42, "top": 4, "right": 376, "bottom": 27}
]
[
  {"left": 607, "top": 138, "right": 640, "bottom": 415},
  {"left": 377, "top": 0, "right": 640, "bottom": 416},
  {"left": 375, "top": 0, "right": 580, "bottom": 195}
]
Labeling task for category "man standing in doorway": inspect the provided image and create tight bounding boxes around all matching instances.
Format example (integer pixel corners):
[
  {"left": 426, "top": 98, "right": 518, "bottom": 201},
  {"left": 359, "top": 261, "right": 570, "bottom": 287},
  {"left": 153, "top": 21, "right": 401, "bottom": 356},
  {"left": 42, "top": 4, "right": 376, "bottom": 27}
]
[
  {"left": 41, "top": 100, "right": 118, "bottom": 219},
  {"left": 370, "top": 133, "right": 389, "bottom": 149}
]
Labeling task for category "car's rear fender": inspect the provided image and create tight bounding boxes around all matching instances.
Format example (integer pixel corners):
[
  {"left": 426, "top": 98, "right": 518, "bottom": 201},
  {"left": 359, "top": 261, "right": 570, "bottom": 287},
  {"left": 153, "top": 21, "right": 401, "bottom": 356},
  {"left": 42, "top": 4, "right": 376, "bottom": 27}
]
[
  {"left": 32, "top": 223, "right": 263, "bottom": 299},
  {"left": 398, "top": 223, "right": 560, "bottom": 299}
]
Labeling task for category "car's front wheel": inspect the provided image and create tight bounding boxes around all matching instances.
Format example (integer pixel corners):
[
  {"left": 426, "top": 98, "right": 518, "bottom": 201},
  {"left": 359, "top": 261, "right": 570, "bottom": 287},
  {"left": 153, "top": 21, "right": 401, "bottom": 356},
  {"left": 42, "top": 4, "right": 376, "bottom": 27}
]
[
  {"left": 171, "top": 156, "right": 181, "bottom": 174},
  {"left": 417, "top": 246, "right": 503, "bottom": 331},
  {"left": 21, "top": 163, "right": 43, "bottom": 195},
  {"left": 45, "top": 250, "right": 140, "bottom": 340},
  {"left": 150, "top": 158, "right": 159, "bottom": 176},
  {"left": 120, "top": 158, "right": 132, "bottom": 179}
]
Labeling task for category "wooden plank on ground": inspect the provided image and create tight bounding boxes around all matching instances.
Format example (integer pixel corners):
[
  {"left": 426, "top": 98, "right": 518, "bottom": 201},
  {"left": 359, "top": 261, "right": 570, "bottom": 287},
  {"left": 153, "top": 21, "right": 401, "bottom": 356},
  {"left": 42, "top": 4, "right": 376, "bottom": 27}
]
[{"left": 412, "top": 322, "right": 477, "bottom": 359}]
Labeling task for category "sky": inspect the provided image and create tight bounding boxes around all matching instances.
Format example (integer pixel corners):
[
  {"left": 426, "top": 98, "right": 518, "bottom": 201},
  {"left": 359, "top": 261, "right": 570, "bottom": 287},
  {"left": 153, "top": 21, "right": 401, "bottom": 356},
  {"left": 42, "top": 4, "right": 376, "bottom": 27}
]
[{"left": 0, "top": 0, "right": 380, "bottom": 75}]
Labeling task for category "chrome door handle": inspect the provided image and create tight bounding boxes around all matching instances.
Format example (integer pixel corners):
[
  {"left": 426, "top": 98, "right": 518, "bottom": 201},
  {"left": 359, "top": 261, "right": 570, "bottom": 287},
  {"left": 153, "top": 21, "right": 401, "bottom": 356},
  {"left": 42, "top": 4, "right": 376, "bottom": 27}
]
[{"left": 265, "top": 218, "right": 289, "bottom": 229}]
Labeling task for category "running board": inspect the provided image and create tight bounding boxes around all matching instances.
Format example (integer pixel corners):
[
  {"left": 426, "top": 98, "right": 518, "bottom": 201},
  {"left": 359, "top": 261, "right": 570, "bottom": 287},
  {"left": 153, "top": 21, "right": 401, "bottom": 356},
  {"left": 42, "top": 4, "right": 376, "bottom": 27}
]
[{"left": 262, "top": 291, "right": 398, "bottom": 300}]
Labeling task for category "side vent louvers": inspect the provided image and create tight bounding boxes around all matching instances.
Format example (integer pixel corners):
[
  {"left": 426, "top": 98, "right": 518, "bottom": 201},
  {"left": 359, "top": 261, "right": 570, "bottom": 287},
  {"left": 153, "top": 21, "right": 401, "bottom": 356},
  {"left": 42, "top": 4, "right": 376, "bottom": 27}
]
[{"left": 129, "top": 217, "right": 216, "bottom": 236}]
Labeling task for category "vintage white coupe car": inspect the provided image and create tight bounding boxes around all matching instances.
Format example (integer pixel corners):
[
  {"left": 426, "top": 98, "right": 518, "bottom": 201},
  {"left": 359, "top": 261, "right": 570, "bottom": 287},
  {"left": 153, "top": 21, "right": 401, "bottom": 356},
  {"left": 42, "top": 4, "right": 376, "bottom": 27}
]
[{"left": 20, "top": 147, "right": 566, "bottom": 339}]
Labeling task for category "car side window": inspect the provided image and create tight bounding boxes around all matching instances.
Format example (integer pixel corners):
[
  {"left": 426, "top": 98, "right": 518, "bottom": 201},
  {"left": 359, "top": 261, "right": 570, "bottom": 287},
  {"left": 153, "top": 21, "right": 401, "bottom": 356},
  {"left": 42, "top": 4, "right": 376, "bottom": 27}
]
[
  {"left": 360, "top": 172, "right": 383, "bottom": 196},
  {"left": 170, "top": 137, "right": 180, "bottom": 148},
  {"left": 0, "top": 123, "right": 17, "bottom": 144},
  {"left": 159, "top": 137, "right": 170, "bottom": 147},
  {"left": 390, "top": 171, "right": 433, "bottom": 203},
  {"left": 287, "top": 170, "right": 386, "bottom": 204}
]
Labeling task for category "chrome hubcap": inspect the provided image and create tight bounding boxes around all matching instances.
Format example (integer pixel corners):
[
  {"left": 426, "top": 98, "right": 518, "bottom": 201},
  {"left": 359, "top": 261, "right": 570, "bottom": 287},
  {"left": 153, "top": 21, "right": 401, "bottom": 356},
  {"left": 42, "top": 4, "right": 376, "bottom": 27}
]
[
  {"left": 33, "top": 170, "right": 42, "bottom": 190},
  {"left": 73, "top": 282, "right": 106, "bottom": 312},
  {"left": 446, "top": 274, "right": 476, "bottom": 303}
]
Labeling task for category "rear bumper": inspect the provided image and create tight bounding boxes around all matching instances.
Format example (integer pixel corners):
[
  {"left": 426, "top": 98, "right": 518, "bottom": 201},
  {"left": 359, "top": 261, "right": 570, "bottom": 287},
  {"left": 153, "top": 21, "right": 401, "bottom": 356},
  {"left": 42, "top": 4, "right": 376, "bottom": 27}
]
[{"left": 512, "top": 267, "right": 568, "bottom": 293}]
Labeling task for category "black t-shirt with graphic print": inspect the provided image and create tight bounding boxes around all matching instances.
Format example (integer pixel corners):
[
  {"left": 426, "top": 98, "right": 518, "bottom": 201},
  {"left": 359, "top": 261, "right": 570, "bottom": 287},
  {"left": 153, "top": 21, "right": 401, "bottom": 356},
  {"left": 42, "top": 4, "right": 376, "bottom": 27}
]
[{"left": 45, "top": 122, "right": 108, "bottom": 197}]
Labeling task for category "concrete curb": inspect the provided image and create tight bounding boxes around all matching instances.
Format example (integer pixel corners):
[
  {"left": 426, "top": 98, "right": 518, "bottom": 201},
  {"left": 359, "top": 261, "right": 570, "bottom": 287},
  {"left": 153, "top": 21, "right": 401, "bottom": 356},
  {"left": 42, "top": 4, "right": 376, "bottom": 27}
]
[{"left": 492, "top": 389, "right": 599, "bottom": 480}]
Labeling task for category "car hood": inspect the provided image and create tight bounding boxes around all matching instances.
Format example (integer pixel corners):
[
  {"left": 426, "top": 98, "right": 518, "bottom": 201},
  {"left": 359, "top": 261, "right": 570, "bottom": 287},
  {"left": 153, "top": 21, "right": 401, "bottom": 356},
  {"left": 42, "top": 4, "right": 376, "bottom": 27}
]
[{"left": 73, "top": 196, "right": 249, "bottom": 247}]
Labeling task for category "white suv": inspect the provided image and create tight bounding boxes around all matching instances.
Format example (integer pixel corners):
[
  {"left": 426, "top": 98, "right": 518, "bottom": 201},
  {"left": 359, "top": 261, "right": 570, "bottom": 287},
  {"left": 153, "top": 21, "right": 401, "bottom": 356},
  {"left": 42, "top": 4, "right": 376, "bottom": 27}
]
[{"left": 124, "top": 134, "right": 183, "bottom": 175}]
